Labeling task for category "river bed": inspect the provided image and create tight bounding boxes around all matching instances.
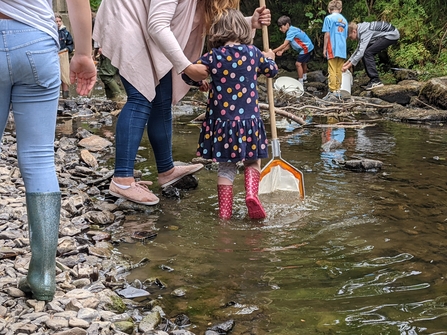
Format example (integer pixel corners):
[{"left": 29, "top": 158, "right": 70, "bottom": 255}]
[{"left": 78, "top": 109, "right": 447, "bottom": 335}]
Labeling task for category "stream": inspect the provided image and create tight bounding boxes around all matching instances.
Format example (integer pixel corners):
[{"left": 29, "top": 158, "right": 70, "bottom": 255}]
[
  {"left": 80, "top": 107, "right": 447, "bottom": 334},
  {"left": 58, "top": 77, "right": 447, "bottom": 333}
]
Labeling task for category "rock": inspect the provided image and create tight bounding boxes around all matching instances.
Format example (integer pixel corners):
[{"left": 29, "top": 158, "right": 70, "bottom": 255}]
[
  {"left": 392, "top": 68, "right": 419, "bottom": 81},
  {"left": 80, "top": 150, "right": 98, "bottom": 169},
  {"left": 208, "top": 319, "right": 235, "bottom": 333},
  {"left": 342, "top": 158, "right": 383, "bottom": 172},
  {"left": 117, "top": 286, "right": 150, "bottom": 299},
  {"left": 4, "top": 287, "right": 26, "bottom": 298},
  {"left": 306, "top": 70, "right": 327, "bottom": 83},
  {"left": 139, "top": 310, "right": 161, "bottom": 332},
  {"left": 77, "top": 307, "right": 100, "bottom": 323},
  {"left": 69, "top": 317, "right": 91, "bottom": 329},
  {"left": 53, "top": 327, "right": 87, "bottom": 335},
  {"left": 371, "top": 81, "right": 422, "bottom": 105},
  {"left": 78, "top": 135, "right": 113, "bottom": 152},
  {"left": 114, "top": 321, "right": 135, "bottom": 334},
  {"left": 419, "top": 76, "right": 447, "bottom": 109},
  {"left": 46, "top": 316, "right": 70, "bottom": 330},
  {"left": 17, "top": 323, "right": 39, "bottom": 334}
]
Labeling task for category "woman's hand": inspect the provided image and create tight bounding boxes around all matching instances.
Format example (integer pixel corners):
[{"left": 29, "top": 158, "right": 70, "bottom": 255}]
[
  {"left": 251, "top": 6, "right": 271, "bottom": 29},
  {"left": 262, "top": 49, "right": 275, "bottom": 60},
  {"left": 184, "top": 63, "right": 209, "bottom": 82},
  {"left": 70, "top": 54, "right": 97, "bottom": 96}
]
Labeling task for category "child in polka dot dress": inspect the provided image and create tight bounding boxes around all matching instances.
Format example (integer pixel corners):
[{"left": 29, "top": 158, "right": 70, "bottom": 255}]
[{"left": 182, "top": 8, "right": 278, "bottom": 220}]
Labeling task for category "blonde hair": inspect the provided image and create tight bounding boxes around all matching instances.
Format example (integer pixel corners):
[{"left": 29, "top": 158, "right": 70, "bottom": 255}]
[
  {"left": 328, "top": 0, "right": 342, "bottom": 12},
  {"left": 207, "top": 8, "right": 252, "bottom": 49},
  {"left": 348, "top": 22, "right": 358, "bottom": 34},
  {"left": 204, "top": 0, "right": 240, "bottom": 34}
]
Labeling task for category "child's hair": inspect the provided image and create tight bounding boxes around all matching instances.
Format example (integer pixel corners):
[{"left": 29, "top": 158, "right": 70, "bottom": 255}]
[
  {"left": 207, "top": 8, "right": 252, "bottom": 49},
  {"left": 348, "top": 22, "right": 358, "bottom": 34},
  {"left": 277, "top": 15, "right": 291, "bottom": 27},
  {"left": 328, "top": 0, "right": 342, "bottom": 12}
]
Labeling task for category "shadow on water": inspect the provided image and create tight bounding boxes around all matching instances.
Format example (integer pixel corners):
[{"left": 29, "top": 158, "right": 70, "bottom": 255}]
[{"left": 69, "top": 100, "right": 447, "bottom": 334}]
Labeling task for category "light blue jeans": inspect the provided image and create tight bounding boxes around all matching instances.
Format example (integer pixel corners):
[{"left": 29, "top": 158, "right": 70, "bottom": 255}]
[{"left": 0, "top": 19, "right": 60, "bottom": 193}]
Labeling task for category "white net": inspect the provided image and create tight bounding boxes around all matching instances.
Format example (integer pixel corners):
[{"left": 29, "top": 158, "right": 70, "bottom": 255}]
[{"left": 259, "top": 164, "right": 303, "bottom": 195}]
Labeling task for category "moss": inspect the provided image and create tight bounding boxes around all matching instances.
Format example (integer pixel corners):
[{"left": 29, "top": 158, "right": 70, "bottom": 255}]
[{"left": 109, "top": 295, "right": 127, "bottom": 314}]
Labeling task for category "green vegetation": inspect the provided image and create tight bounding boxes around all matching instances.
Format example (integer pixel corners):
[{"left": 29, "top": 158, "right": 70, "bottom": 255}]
[
  {"left": 90, "top": 0, "right": 447, "bottom": 78},
  {"left": 249, "top": 0, "right": 447, "bottom": 78},
  {"left": 90, "top": 0, "right": 101, "bottom": 11}
]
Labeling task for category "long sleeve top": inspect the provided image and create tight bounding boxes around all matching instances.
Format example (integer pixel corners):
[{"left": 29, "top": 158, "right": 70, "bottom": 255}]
[
  {"left": 93, "top": 0, "right": 205, "bottom": 105},
  {"left": 348, "top": 21, "right": 400, "bottom": 66}
]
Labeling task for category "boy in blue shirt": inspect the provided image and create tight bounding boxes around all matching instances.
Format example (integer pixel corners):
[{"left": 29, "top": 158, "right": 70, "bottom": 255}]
[
  {"left": 273, "top": 15, "right": 314, "bottom": 86},
  {"left": 322, "top": 0, "right": 348, "bottom": 101}
]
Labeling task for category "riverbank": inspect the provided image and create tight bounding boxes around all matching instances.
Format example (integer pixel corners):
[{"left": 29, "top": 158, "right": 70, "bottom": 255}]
[{"left": 0, "top": 106, "right": 209, "bottom": 334}]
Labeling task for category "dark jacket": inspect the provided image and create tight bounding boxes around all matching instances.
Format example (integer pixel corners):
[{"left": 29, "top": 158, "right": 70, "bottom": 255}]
[{"left": 58, "top": 26, "right": 74, "bottom": 53}]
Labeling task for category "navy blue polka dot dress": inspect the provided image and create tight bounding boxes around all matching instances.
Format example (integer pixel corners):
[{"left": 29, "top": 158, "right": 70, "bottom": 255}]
[{"left": 194, "top": 44, "right": 278, "bottom": 162}]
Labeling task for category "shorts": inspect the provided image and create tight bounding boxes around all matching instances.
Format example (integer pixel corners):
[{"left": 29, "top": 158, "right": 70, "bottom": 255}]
[{"left": 297, "top": 52, "right": 312, "bottom": 64}]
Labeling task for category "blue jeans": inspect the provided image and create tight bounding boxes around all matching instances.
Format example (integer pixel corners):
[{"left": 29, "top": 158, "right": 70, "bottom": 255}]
[
  {"left": 115, "top": 74, "right": 174, "bottom": 177},
  {"left": 0, "top": 19, "right": 60, "bottom": 193}
]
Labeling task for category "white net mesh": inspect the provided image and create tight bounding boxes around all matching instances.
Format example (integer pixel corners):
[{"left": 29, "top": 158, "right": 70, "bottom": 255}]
[{"left": 259, "top": 164, "right": 303, "bottom": 196}]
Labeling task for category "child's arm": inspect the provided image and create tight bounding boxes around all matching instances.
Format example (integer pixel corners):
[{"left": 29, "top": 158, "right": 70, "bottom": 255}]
[
  {"left": 273, "top": 41, "right": 291, "bottom": 56},
  {"left": 323, "top": 32, "right": 330, "bottom": 58}
]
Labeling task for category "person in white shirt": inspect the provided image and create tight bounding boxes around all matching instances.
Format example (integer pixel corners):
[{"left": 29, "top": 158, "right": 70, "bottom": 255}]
[{"left": 0, "top": 0, "right": 96, "bottom": 301}]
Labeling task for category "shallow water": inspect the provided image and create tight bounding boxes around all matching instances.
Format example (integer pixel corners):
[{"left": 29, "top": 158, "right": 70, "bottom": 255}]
[{"left": 89, "top": 108, "right": 447, "bottom": 334}]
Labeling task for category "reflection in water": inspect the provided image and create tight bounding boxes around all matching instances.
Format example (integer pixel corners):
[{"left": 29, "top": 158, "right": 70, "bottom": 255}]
[{"left": 118, "top": 117, "right": 447, "bottom": 334}]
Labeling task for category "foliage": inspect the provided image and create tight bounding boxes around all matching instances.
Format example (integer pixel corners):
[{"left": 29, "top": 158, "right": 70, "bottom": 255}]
[
  {"left": 89, "top": 0, "right": 447, "bottom": 76},
  {"left": 90, "top": 0, "right": 101, "bottom": 11}
]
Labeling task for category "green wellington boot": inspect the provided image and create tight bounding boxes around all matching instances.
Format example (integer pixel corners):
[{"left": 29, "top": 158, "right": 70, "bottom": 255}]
[{"left": 18, "top": 192, "right": 61, "bottom": 301}]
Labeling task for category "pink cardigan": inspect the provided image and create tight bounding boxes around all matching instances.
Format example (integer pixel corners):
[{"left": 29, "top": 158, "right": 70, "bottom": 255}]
[{"left": 93, "top": 0, "right": 205, "bottom": 104}]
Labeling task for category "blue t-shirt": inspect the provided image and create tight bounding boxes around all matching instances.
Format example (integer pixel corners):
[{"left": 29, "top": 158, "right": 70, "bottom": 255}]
[
  {"left": 286, "top": 26, "right": 314, "bottom": 55},
  {"left": 322, "top": 13, "right": 348, "bottom": 59}
]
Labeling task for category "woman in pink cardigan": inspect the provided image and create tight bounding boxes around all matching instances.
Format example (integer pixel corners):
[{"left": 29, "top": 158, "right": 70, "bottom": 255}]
[{"left": 93, "top": 0, "right": 271, "bottom": 206}]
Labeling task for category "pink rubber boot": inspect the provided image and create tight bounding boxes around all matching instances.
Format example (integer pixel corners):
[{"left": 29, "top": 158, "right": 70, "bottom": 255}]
[
  {"left": 217, "top": 185, "right": 233, "bottom": 220},
  {"left": 244, "top": 167, "right": 266, "bottom": 219}
]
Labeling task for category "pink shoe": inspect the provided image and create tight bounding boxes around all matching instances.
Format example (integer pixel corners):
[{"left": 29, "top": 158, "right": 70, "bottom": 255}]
[
  {"left": 109, "top": 180, "right": 159, "bottom": 205},
  {"left": 218, "top": 185, "right": 233, "bottom": 219},
  {"left": 158, "top": 164, "right": 204, "bottom": 188},
  {"left": 244, "top": 167, "right": 266, "bottom": 219}
]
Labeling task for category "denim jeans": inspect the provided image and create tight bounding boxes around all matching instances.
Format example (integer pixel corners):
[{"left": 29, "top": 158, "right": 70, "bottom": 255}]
[
  {"left": 114, "top": 74, "right": 174, "bottom": 177},
  {"left": 0, "top": 19, "right": 60, "bottom": 193}
]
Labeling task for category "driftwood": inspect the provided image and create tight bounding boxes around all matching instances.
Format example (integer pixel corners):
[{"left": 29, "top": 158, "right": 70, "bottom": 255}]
[
  {"left": 186, "top": 94, "right": 395, "bottom": 127},
  {"left": 258, "top": 103, "right": 307, "bottom": 125},
  {"left": 311, "top": 122, "right": 377, "bottom": 129}
]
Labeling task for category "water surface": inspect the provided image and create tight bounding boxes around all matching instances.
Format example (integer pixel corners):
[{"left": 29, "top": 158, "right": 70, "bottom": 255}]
[{"left": 107, "top": 112, "right": 447, "bottom": 334}]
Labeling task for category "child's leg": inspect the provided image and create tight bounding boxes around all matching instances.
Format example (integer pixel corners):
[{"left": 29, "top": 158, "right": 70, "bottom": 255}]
[
  {"left": 334, "top": 58, "right": 344, "bottom": 91},
  {"left": 244, "top": 160, "right": 266, "bottom": 219},
  {"left": 327, "top": 58, "right": 337, "bottom": 92},
  {"left": 303, "top": 62, "right": 308, "bottom": 76},
  {"left": 295, "top": 61, "right": 304, "bottom": 80},
  {"left": 297, "top": 53, "right": 311, "bottom": 83},
  {"left": 217, "top": 162, "right": 237, "bottom": 219},
  {"left": 327, "top": 58, "right": 344, "bottom": 92}
]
